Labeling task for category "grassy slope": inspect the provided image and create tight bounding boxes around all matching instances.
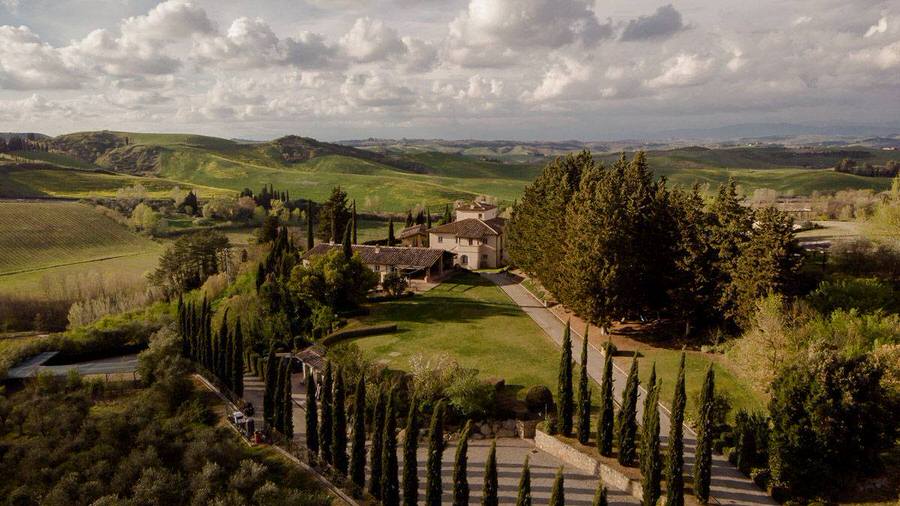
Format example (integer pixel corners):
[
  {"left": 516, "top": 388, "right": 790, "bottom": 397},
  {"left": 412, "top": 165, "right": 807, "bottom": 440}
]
[
  {"left": 0, "top": 201, "right": 160, "bottom": 276},
  {"left": 351, "top": 272, "right": 562, "bottom": 395}
]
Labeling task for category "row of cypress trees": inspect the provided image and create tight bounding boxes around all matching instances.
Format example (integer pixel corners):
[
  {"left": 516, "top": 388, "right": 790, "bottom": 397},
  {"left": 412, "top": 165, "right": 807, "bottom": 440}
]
[
  {"left": 177, "top": 296, "right": 243, "bottom": 397},
  {"left": 263, "top": 352, "right": 293, "bottom": 439},
  {"left": 554, "top": 323, "right": 717, "bottom": 505}
]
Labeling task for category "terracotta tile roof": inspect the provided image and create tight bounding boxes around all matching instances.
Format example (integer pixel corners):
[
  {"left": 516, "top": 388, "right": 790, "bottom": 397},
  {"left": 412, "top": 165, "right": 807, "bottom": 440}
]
[
  {"left": 303, "top": 243, "right": 445, "bottom": 268},
  {"left": 456, "top": 201, "right": 497, "bottom": 212},
  {"left": 428, "top": 217, "right": 505, "bottom": 239},
  {"left": 398, "top": 224, "right": 427, "bottom": 239}
]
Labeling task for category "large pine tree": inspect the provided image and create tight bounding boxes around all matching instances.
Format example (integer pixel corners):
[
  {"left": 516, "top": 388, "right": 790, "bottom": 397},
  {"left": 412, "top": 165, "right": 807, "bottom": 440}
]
[
  {"left": 577, "top": 326, "right": 591, "bottom": 444},
  {"left": 693, "top": 366, "right": 715, "bottom": 504},
  {"left": 482, "top": 440, "right": 498, "bottom": 506},
  {"left": 369, "top": 388, "right": 386, "bottom": 499},
  {"left": 425, "top": 401, "right": 446, "bottom": 506},
  {"left": 516, "top": 456, "right": 532, "bottom": 506},
  {"left": 350, "top": 376, "right": 367, "bottom": 490},
  {"left": 549, "top": 467, "right": 565, "bottom": 506},
  {"left": 305, "top": 371, "right": 319, "bottom": 454},
  {"left": 402, "top": 396, "right": 420, "bottom": 506},
  {"left": 332, "top": 368, "right": 348, "bottom": 475},
  {"left": 381, "top": 389, "right": 400, "bottom": 506},
  {"left": 617, "top": 354, "right": 640, "bottom": 466},
  {"left": 557, "top": 321, "right": 575, "bottom": 436},
  {"left": 665, "top": 352, "right": 687, "bottom": 506},
  {"left": 452, "top": 421, "right": 473, "bottom": 506},
  {"left": 640, "top": 365, "right": 661, "bottom": 506},
  {"left": 598, "top": 344, "right": 615, "bottom": 456},
  {"left": 319, "top": 363, "right": 334, "bottom": 464}
]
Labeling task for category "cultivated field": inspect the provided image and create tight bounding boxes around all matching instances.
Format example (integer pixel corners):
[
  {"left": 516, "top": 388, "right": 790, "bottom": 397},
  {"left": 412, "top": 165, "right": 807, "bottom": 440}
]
[{"left": 0, "top": 201, "right": 160, "bottom": 278}]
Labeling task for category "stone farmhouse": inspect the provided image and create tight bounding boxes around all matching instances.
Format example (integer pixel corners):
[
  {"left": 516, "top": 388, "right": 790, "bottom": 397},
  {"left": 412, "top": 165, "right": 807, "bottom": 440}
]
[
  {"left": 302, "top": 243, "right": 453, "bottom": 283},
  {"left": 428, "top": 201, "right": 507, "bottom": 270}
]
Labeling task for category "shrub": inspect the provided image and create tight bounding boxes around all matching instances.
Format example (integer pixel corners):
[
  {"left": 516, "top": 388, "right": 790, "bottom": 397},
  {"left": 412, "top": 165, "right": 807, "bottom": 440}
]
[
  {"left": 808, "top": 278, "right": 897, "bottom": 315},
  {"left": 524, "top": 385, "right": 553, "bottom": 413},
  {"left": 445, "top": 369, "right": 495, "bottom": 419},
  {"left": 381, "top": 271, "right": 408, "bottom": 297}
]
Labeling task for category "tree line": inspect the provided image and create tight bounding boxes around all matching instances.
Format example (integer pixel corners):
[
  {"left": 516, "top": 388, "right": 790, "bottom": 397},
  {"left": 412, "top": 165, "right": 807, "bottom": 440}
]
[
  {"left": 177, "top": 297, "right": 244, "bottom": 398},
  {"left": 507, "top": 151, "right": 802, "bottom": 335}
]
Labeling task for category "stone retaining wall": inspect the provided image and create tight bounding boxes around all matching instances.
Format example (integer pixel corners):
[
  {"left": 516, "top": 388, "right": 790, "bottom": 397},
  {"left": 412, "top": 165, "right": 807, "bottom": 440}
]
[{"left": 534, "top": 429, "right": 643, "bottom": 502}]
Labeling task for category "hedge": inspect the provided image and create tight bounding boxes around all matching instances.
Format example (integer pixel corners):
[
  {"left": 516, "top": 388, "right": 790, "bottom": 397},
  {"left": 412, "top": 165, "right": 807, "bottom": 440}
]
[{"left": 321, "top": 324, "right": 398, "bottom": 347}]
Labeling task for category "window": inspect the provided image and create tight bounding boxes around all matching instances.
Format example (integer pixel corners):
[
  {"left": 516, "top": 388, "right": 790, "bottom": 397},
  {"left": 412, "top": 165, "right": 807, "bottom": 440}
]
[
  {"left": 481, "top": 254, "right": 488, "bottom": 261},
  {"left": 468, "top": 238, "right": 473, "bottom": 246},
  {"left": 438, "top": 236, "right": 443, "bottom": 243},
  {"left": 460, "top": 255, "right": 468, "bottom": 265},
  {"left": 373, "top": 265, "right": 380, "bottom": 272},
  {"left": 478, "top": 213, "right": 483, "bottom": 218}
]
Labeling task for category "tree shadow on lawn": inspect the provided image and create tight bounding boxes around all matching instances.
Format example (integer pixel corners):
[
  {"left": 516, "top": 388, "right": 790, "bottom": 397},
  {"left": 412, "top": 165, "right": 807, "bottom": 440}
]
[{"left": 372, "top": 296, "right": 525, "bottom": 326}]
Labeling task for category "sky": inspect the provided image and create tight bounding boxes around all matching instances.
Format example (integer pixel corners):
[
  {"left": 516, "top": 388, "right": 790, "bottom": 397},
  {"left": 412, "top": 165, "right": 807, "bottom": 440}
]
[{"left": 0, "top": 0, "right": 897, "bottom": 141}]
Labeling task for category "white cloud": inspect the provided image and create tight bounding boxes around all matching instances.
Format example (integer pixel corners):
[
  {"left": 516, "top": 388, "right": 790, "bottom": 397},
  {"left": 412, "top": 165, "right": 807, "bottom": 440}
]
[
  {"left": 340, "top": 17, "right": 406, "bottom": 63},
  {"left": 0, "top": 25, "right": 85, "bottom": 89},
  {"left": 645, "top": 54, "right": 715, "bottom": 88},
  {"left": 401, "top": 36, "right": 438, "bottom": 72},
  {"left": 851, "top": 40, "right": 900, "bottom": 69},
  {"left": 864, "top": 16, "right": 888, "bottom": 38},
  {"left": 119, "top": 1, "right": 215, "bottom": 44},
  {"left": 340, "top": 72, "right": 415, "bottom": 107},
  {"left": 525, "top": 58, "right": 592, "bottom": 101}
]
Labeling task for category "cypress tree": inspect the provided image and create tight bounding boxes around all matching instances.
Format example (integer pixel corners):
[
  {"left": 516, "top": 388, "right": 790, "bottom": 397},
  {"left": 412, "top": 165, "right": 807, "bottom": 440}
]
[
  {"left": 593, "top": 480, "right": 608, "bottom": 506},
  {"left": 352, "top": 200, "right": 358, "bottom": 244},
  {"left": 549, "top": 467, "right": 565, "bottom": 506},
  {"left": 402, "top": 396, "right": 420, "bottom": 506},
  {"left": 282, "top": 358, "right": 294, "bottom": 439},
  {"left": 232, "top": 317, "right": 244, "bottom": 396},
  {"left": 264, "top": 348, "right": 277, "bottom": 426},
  {"left": 382, "top": 389, "right": 400, "bottom": 506},
  {"left": 217, "top": 311, "right": 229, "bottom": 383},
  {"left": 388, "top": 218, "right": 396, "bottom": 246},
  {"left": 598, "top": 345, "right": 615, "bottom": 456},
  {"left": 274, "top": 358, "right": 288, "bottom": 435},
  {"left": 665, "top": 353, "right": 687, "bottom": 506},
  {"left": 342, "top": 221, "right": 353, "bottom": 260},
  {"left": 693, "top": 366, "right": 715, "bottom": 504},
  {"left": 515, "top": 456, "right": 531, "bottom": 506},
  {"left": 256, "top": 263, "right": 265, "bottom": 292},
  {"left": 306, "top": 200, "right": 314, "bottom": 251},
  {"left": 305, "top": 371, "right": 319, "bottom": 454},
  {"left": 369, "top": 388, "right": 386, "bottom": 499},
  {"left": 350, "top": 376, "right": 367, "bottom": 490},
  {"left": 557, "top": 321, "right": 574, "bottom": 436},
  {"left": 443, "top": 204, "right": 451, "bottom": 224},
  {"left": 577, "top": 326, "right": 591, "bottom": 444},
  {"left": 319, "top": 363, "right": 334, "bottom": 464},
  {"left": 405, "top": 210, "right": 414, "bottom": 227},
  {"left": 332, "top": 368, "right": 348, "bottom": 475},
  {"left": 452, "top": 421, "right": 473, "bottom": 506},
  {"left": 640, "top": 367, "right": 661, "bottom": 506},
  {"left": 482, "top": 440, "right": 498, "bottom": 506},
  {"left": 426, "top": 210, "right": 432, "bottom": 229},
  {"left": 425, "top": 400, "right": 446, "bottom": 506},
  {"left": 617, "top": 353, "right": 639, "bottom": 466}
]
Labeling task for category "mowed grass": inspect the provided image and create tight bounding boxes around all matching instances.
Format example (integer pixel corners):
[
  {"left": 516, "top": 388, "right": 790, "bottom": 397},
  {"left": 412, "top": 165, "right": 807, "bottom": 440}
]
[
  {"left": 0, "top": 251, "right": 162, "bottom": 295},
  {"left": 0, "top": 201, "right": 160, "bottom": 276},
  {"left": 352, "top": 272, "right": 561, "bottom": 394}
]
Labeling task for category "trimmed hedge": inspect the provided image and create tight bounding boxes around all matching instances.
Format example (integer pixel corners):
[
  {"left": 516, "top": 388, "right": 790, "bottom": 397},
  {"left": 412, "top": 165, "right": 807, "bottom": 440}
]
[{"left": 321, "top": 324, "right": 398, "bottom": 347}]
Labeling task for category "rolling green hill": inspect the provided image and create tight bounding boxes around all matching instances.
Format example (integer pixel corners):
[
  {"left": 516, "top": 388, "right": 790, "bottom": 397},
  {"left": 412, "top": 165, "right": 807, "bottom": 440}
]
[{"left": 1, "top": 131, "right": 896, "bottom": 211}]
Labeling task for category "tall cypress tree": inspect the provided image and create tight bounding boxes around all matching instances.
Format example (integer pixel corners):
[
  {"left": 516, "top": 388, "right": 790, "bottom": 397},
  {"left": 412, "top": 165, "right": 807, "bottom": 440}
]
[
  {"left": 549, "top": 467, "right": 565, "bottom": 506},
  {"left": 515, "top": 456, "right": 531, "bottom": 506},
  {"left": 350, "top": 376, "right": 367, "bottom": 490},
  {"left": 369, "top": 388, "right": 386, "bottom": 499},
  {"left": 217, "top": 311, "right": 229, "bottom": 383},
  {"left": 452, "top": 421, "right": 473, "bottom": 506},
  {"left": 425, "top": 400, "right": 446, "bottom": 506},
  {"left": 593, "top": 480, "right": 608, "bottom": 506},
  {"left": 233, "top": 317, "right": 244, "bottom": 396},
  {"left": 388, "top": 218, "right": 396, "bottom": 246},
  {"left": 482, "top": 440, "right": 498, "bottom": 506},
  {"left": 641, "top": 366, "right": 661, "bottom": 506},
  {"left": 264, "top": 348, "right": 277, "bottom": 426},
  {"left": 281, "top": 359, "right": 294, "bottom": 439},
  {"left": 305, "top": 371, "right": 319, "bottom": 454},
  {"left": 332, "top": 368, "right": 348, "bottom": 474},
  {"left": 274, "top": 358, "right": 288, "bottom": 435},
  {"left": 557, "top": 321, "right": 574, "bottom": 436},
  {"left": 381, "top": 389, "right": 400, "bottom": 506},
  {"left": 665, "top": 353, "right": 687, "bottom": 506},
  {"left": 306, "top": 200, "right": 314, "bottom": 251},
  {"left": 342, "top": 221, "right": 353, "bottom": 260},
  {"left": 402, "top": 396, "right": 420, "bottom": 506},
  {"left": 319, "top": 363, "right": 334, "bottom": 464},
  {"left": 617, "top": 353, "right": 640, "bottom": 466},
  {"left": 577, "top": 326, "right": 591, "bottom": 444},
  {"left": 598, "top": 345, "right": 615, "bottom": 456},
  {"left": 693, "top": 366, "right": 715, "bottom": 504},
  {"left": 352, "top": 200, "right": 358, "bottom": 244}
]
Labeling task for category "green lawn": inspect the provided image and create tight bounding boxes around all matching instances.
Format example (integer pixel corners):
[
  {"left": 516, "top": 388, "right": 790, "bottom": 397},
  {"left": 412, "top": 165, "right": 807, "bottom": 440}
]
[{"left": 351, "top": 272, "right": 562, "bottom": 395}]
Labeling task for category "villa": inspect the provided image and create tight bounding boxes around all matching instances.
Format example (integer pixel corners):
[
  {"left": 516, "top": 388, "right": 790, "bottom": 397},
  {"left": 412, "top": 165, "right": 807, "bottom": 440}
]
[{"left": 427, "top": 201, "right": 507, "bottom": 270}]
